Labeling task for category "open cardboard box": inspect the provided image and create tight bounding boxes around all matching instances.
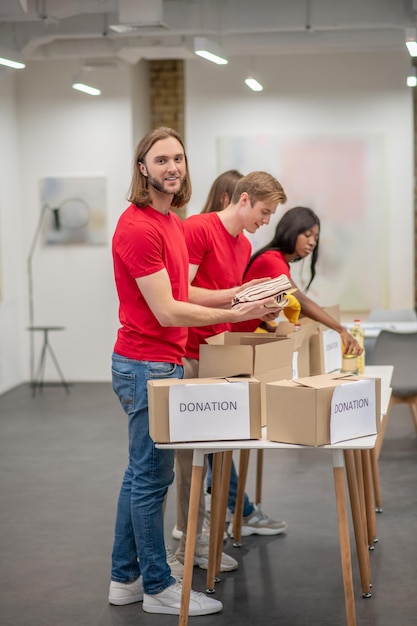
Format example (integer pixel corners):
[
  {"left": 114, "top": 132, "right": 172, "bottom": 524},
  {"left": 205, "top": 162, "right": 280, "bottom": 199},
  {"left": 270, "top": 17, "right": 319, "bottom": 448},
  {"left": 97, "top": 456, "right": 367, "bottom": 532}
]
[
  {"left": 298, "top": 305, "right": 342, "bottom": 375},
  {"left": 266, "top": 372, "right": 381, "bottom": 446},
  {"left": 148, "top": 376, "right": 261, "bottom": 443},
  {"left": 198, "top": 331, "right": 295, "bottom": 426},
  {"left": 274, "top": 321, "right": 313, "bottom": 378}
]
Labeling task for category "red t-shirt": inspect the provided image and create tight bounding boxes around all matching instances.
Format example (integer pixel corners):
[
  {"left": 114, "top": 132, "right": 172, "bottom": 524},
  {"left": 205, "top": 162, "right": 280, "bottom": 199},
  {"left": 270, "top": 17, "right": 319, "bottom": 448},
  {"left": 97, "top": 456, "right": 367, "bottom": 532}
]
[
  {"left": 232, "top": 249, "right": 291, "bottom": 333},
  {"left": 112, "top": 204, "right": 189, "bottom": 364},
  {"left": 184, "top": 212, "right": 251, "bottom": 359}
]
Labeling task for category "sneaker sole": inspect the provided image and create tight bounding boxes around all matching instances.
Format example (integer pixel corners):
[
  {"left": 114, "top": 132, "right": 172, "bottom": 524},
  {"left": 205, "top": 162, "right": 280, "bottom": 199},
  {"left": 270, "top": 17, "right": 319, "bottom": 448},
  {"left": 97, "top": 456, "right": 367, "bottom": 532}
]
[
  {"left": 143, "top": 601, "right": 222, "bottom": 616},
  {"left": 239, "top": 525, "right": 287, "bottom": 537},
  {"left": 109, "top": 594, "right": 143, "bottom": 605},
  {"left": 193, "top": 555, "right": 238, "bottom": 572}
]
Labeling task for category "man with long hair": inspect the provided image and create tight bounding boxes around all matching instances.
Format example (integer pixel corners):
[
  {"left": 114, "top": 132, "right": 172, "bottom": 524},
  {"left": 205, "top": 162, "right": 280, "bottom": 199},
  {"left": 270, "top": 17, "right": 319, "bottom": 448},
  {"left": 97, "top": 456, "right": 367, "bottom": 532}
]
[{"left": 109, "top": 128, "right": 280, "bottom": 616}]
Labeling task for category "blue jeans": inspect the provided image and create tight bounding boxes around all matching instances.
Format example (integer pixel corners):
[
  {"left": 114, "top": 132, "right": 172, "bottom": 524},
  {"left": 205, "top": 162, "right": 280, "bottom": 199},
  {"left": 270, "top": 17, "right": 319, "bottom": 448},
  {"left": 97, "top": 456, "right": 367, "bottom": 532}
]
[
  {"left": 111, "top": 353, "right": 183, "bottom": 595},
  {"left": 206, "top": 455, "right": 254, "bottom": 518}
]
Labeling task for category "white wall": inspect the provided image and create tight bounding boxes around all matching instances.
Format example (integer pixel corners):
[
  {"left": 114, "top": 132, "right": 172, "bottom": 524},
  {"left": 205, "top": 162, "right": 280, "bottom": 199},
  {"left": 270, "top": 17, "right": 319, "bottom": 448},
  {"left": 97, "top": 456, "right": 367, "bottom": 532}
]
[
  {"left": 0, "top": 73, "right": 27, "bottom": 394},
  {"left": 0, "top": 60, "right": 150, "bottom": 393},
  {"left": 185, "top": 51, "right": 414, "bottom": 314},
  {"left": 0, "top": 50, "right": 414, "bottom": 393}
]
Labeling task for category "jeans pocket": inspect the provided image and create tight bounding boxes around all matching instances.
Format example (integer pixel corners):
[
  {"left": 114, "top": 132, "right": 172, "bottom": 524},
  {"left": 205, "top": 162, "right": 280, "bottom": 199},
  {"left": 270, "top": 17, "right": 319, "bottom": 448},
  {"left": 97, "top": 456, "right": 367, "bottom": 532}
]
[
  {"left": 147, "top": 362, "right": 178, "bottom": 379},
  {"left": 112, "top": 368, "right": 135, "bottom": 414}
]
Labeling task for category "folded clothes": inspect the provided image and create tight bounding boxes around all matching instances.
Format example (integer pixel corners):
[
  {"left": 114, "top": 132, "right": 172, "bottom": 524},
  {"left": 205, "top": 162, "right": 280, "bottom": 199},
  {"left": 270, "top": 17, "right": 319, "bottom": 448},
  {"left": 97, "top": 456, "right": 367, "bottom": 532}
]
[{"left": 231, "top": 274, "right": 294, "bottom": 308}]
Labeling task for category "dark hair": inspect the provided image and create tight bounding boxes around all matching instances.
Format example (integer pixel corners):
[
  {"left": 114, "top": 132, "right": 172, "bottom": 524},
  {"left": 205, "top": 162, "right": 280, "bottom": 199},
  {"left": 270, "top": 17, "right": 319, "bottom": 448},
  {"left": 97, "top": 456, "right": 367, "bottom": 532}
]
[
  {"left": 200, "top": 170, "right": 243, "bottom": 213},
  {"left": 127, "top": 127, "right": 192, "bottom": 208},
  {"left": 247, "top": 206, "right": 320, "bottom": 291}
]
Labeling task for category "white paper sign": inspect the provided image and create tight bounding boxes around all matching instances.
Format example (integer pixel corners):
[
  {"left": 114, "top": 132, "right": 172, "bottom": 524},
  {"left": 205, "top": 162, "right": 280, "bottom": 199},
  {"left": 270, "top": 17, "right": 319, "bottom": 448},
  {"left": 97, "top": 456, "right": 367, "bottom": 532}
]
[
  {"left": 322, "top": 329, "right": 342, "bottom": 373},
  {"left": 292, "top": 351, "right": 299, "bottom": 379},
  {"left": 168, "top": 382, "right": 250, "bottom": 442},
  {"left": 330, "top": 379, "right": 376, "bottom": 444}
]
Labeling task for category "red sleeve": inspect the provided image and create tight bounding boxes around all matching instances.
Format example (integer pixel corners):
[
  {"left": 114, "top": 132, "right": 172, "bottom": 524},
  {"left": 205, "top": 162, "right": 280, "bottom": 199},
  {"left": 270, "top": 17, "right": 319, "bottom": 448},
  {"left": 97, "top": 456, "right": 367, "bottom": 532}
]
[
  {"left": 244, "top": 251, "right": 290, "bottom": 282},
  {"left": 183, "top": 215, "right": 211, "bottom": 266},
  {"left": 118, "top": 221, "right": 166, "bottom": 278}
]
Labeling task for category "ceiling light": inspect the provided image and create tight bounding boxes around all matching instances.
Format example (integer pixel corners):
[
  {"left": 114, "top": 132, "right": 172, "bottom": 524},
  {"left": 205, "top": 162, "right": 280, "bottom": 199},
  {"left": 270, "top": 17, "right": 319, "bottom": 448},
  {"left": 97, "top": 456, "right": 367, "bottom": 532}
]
[
  {"left": 193, "top": 37, "right": 228, "bottom": 65},
  {"left": 407, "top": 66, "right": 417, "bottom": 87},
  {"left": 72, "top": 82, "right": 101, "bottom": 96},
  {"left": 405, "top": 28, "right": 417, "bottom": 56},
  {"left": 245, "top": 76, "right": 264, "bottom": 92},
  {"left": 0, "top": 47, "right": 25, "bottom": 69}
]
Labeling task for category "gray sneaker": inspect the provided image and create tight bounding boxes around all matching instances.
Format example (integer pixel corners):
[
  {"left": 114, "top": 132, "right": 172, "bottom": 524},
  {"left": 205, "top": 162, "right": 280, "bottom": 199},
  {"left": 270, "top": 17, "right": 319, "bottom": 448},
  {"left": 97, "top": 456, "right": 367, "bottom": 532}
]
[
  {"left": 175, "top": 533, "right": 238, "bottom": 571},
  {"left": 166, "top": 544, "right": 184, "bottom": 578},
  {"left": 228, "top": 505, "right": 288, "bottom": 537},
  {"left": 108, "top": 577, "right": 143, "bottom": 605},
  {"left": 143, "top": 581, "right": 222, "bottom": 615}
]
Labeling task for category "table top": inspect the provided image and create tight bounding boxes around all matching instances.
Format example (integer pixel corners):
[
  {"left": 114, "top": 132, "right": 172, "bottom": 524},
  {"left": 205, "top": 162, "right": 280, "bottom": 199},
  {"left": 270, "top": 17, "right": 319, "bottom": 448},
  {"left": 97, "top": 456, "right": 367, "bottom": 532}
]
[
  {"left": 155, "top": 364, "right": 391, "bottom": 453},
  {"left": 27, "top": 326, "right": 65, "bottom": 332},
  {"left": 156, "top": 431, "right": 377, "bottom": 452},
  {"left": 350, "top": 321, "right": 417, "bottom": 338}
]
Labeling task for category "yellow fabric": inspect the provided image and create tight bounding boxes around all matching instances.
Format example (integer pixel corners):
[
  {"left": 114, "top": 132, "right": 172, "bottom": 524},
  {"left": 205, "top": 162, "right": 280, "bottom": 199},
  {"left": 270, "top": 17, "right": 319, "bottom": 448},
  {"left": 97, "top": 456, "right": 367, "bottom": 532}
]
[
  {"left": 283, "top": 293, "right": 301, "bottom": 324},
  {"left": 254, "top": 295, "right": 301, "bottom": 332}
]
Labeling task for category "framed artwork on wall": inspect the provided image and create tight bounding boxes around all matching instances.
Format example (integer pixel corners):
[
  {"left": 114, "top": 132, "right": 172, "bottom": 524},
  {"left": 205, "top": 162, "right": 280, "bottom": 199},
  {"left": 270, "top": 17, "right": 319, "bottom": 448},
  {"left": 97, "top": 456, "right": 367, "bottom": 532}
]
[
  {"left": 217, "top": 133, "right": 386, "bottom": 312},
  {"left": 39, "top": 176, "right": 107, "bottom": 246}
]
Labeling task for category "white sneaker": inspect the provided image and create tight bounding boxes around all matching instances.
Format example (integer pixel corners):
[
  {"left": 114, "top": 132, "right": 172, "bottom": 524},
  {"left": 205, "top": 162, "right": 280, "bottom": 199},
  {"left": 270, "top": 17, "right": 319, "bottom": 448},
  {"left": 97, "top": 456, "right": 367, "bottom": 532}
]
[
  {"left": 108, "top": 577, "right": 143, "bottom": 605},
  {"left": 172, "top": 514, "right": 227, "bottom": 542},
  {"left": 175, "top": 533, "right": 238, "bottom": 572},
  {"left": 228, "top": 504, "right": 288, "bottom": 537},
  {"left": 171, "top": 524, "right": 183, "bottom": 540},
  {"left": 166, "top": 544, "right": 184, "bottom": 578},
  {"left": 205, "top": 494, "right": 232, "bottom": 523},
  {"left": 202, "top": 512, "right": 228, "bottom": 542},
  {"left": 143, "top": 581, "right": 222, "bottom": 615}
]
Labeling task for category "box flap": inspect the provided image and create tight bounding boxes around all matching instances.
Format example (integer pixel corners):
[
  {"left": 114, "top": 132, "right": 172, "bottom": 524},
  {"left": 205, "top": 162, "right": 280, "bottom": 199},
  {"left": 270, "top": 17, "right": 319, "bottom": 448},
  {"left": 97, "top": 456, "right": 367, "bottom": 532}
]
[
  {"left": 199, "top": 344, "right": 254, "bottom": 377},
  {"left": 253, "top": 336, "right": 295, "bottom": 376}
]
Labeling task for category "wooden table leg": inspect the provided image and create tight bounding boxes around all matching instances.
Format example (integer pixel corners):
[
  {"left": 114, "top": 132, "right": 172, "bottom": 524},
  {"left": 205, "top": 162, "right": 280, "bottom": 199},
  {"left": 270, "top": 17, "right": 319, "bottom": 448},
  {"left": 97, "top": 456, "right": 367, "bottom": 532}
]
[
  {"left": 255, "top": 449, "right": 264, "bottom": 505},
  {"left": 344, "top": 450, "right": 372, "bottom": 598},
  {"left": 206, "top": 452, "right": 222, "bottom": 592},
  {"left": 332, "top": 449, "right": 357, "bottom": 626},
  {"left": 353, "top": 450, "right": 369, "bottom": 550},
  {"left": 179, "top": 449, "right": 205, "bottom": 626},
  {"left": 232, "top": 449, "right": 250, "bottom": 546},
  {"left": 215, "top": 452, "right": 233, "bottom": 574},
  {"left": 361, "top": 450, "right": 378, "bottom": 546},
  {"left": 369, "top": 448, "right": 383, "bottom": 513}
]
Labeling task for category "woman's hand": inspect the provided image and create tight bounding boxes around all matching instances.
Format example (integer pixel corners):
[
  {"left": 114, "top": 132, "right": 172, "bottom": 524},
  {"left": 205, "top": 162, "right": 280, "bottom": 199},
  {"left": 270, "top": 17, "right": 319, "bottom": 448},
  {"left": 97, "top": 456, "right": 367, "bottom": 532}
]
[{"left": 340, "top": 328, "right": 363, "bottom": 355}]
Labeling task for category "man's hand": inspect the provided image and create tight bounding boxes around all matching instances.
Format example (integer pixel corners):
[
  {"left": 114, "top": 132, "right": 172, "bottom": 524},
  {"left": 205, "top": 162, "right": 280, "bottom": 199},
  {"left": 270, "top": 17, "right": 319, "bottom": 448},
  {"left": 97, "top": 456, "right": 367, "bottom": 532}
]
[{"left": 232, "top": 296, "right": 282, "bottom": 322}]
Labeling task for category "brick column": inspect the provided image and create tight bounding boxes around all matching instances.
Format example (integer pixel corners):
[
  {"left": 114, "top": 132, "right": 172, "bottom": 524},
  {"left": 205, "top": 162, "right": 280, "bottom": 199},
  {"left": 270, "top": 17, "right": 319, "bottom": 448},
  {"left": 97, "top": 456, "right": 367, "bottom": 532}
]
[
  {"left": 149, "top": 59, "right": 186, "bottom": 218},
  {"left": 414, "top": 73, "right": 417, "bottom": 310}
]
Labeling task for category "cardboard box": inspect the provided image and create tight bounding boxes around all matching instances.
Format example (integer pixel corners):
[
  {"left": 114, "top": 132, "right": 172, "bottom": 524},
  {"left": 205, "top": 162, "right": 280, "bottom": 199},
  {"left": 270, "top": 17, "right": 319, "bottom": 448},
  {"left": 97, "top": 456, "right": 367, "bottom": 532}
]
[
  {"left": 299, "top": 306, "right": 342, "bottom": 375},
  {"left": 199, "top": 332, "right": 294, "bottom": 377},
  {"left": 148, "top": 376, "right": 261, "bottom": 443},
  {"left": 266, "top": 373, "right": 381, "bottom": 446},
  {"left": 274, "top": 321, "right": 311, "bottom": 378},
  {"left": 198, "top": 332, "right": 295, "bottom": 426}
]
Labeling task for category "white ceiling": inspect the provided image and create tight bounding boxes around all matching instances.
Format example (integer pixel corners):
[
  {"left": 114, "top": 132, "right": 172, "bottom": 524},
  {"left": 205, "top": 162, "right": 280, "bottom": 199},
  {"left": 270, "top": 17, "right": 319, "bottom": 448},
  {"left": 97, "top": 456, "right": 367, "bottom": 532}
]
[{"left": 0, "top": 0, "right": 416, "bottom": 66}]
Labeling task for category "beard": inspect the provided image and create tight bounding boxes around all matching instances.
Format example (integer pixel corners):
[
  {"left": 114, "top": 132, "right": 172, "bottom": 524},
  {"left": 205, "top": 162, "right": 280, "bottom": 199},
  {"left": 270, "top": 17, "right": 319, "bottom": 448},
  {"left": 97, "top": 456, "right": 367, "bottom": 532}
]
[{"left": 147, "top": 172, "right": 183, "bottom": 196}]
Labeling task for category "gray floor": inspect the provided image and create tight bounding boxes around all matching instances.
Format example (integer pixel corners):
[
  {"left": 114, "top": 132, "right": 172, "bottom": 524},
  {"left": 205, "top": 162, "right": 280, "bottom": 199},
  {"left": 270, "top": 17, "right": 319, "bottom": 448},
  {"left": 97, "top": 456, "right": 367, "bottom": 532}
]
[{"left": 0, "top": 382, "right": 416, "bottom": 626}]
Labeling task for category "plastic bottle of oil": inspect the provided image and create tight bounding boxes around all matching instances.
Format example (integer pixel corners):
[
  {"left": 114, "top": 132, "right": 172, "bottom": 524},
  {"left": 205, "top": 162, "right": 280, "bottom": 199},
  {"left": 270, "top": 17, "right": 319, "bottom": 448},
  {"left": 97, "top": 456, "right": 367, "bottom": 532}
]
[{"left": 350, "top": 319, "right": 365, "bottom": 374}]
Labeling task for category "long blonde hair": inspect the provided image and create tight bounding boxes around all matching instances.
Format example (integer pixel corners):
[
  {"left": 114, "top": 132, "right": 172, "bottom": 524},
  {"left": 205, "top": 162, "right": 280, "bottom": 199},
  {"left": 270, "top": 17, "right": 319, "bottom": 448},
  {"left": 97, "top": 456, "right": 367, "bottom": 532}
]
[{"left": 128, "top": 127, "right": 192, "bottom": 208}]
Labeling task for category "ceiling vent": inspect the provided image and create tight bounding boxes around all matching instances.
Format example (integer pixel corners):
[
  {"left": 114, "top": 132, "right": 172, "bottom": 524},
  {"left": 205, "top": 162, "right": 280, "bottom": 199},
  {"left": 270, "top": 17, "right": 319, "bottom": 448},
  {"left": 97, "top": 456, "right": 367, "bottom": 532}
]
[{"left": 109, "top": 0, "right": 168, "bottom": 34}]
